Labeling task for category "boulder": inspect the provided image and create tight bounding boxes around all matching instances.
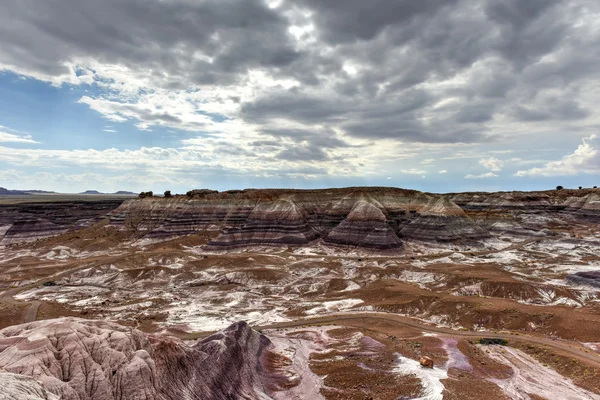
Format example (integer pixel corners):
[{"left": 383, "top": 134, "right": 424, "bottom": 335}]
[{"left": 420, "top": 356, "right": 434, "bottom": 368}]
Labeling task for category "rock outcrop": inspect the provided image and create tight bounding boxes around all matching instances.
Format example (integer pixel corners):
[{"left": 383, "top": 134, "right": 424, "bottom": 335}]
[
  {"left": 0, "top": 373, "right": 59, "bottom": 400},
  {"left": 0, "top": 318, "right": 273, "bottom": 400},
  {"left": 568, "top": 192, "right": 600, "bottom": 221},
  {"left": 108, "top": 187, "right": 485, "bottom": 251},
  {"left": 5, "top": 187, "right": 598, "bottom": 250},
  {"left": 419, "top": 356, "right": 434, "bottom": 369},
  {"left": 205, "top": 199, "right": 319, "bottom": 250},
  {"left": 323, "top": 200, "right": 402, "bottom": 251},
  {"left": 0, "top": 200, "right": 126, "bottom": 245},
  {"left": 450, "top": 189, "right": 600, "bottom": 221},
  {"left": 566, "top": 270, "right": 600, "bottom": 288},
  {"left": 0, "top": 219, "right": 67, "bottom": 245}
]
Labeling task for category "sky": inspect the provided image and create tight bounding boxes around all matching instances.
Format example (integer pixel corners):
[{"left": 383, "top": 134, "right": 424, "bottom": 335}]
[{"left": 0, "top": 0, "right": 599, "bottom": 194}]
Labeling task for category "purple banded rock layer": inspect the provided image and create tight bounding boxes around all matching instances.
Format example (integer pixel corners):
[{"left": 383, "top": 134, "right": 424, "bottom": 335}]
[
  {"left": 450, "top": 189, "right": 600, "bottom": 219},
  {"left": 107, "top": 187, "right": 490, "bottom": 250},
  {"left": 450, "top": 192, "right": 553, "bottom": 211},
  {"left": 566, "top": 270, "right": 600, "bottom": 288},
  {"left": 0, "top": 219, "right": 67, "bottom": 245},
  {"left": 0, "top": 200, "right": 126, "bottom": 245},
  {"left": 6, "top": 187, "right": 597, "bottom": 250},
  {"left": 399, "top": 196, "right": 490, "bottom": 242},
  {"left": 204, "top": 199, "right": 319, "bottom": 250},
  {"left": 0, "top": 318, "right": 273, "bottom": 400},
  {"left": 400, "top": 216, "right": 491, "bottom": 242},
  {"left": 323, "top": 200, "right": 402, "bottom": 251},
  {"left": 565, "top": 192, "right": 600, "bottom": 221}
]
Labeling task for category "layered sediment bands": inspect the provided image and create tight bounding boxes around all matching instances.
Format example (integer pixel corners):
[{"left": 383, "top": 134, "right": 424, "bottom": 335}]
[
  {"left": 567, "top": 193, "right": 600, "bottom": 220},
  {"left": 0, "top": 200, "right": 126, "bottom": 245},
  {"left": 449, "top": 189, "right": 600, "bottom": 234},
  {"left": 0, "top": 318, "right": 273, "bottom": 400},
  {"left": 107, "top": 187, "right": 484, "bottom": 250},
  {"left": 450, "top": 191, "right": 555, "bottom": 211},
  {"left": 204, "top": 199, "right": 319, "bottom": 250},
  {"left": 0, "top": 219, "right": 67, "bottom": 245},
  {"left": 450, "top": 189, "right": 600, "bottom": 217},
  {"left": 395, "top": 196, "right": 488, "bottom": 242},
  {"left": 323, "top": 200, "right": 402, "bottom": 250},
  {"left": 400, "top": 216, "right": 491, "bottom": 242},
  {"left": 108, "top": 197, "right": 259, "bottom": 237},
  {"left": 566, "top": 271, "right": 600, "bottom": 288}
]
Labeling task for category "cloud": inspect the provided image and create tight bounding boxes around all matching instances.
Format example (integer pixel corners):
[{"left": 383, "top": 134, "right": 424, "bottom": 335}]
[
  {"left": 479, "top": 157, "right": 503, "bottom": 172},
  {"left": 515, "top": 135, "right": 600, "bottom": 177},
  {"left": 465, "top": 172, "right": 498, "bottom": 179},
  {"left": 276, "top": 144, "right": 330, "bottom": 161},
  {"left": 1, "top": 0, "right": 600, "bottom": 190},
  {"left": 1, "top": 0, "right": 597, "bottom": 146},
  {"left": 0, "top": 169, "right": 197, "bottom": 193},
  {"left": 438, "top": 170, "right": 448, "bottom": 174},
  {"left": 0, "top": 131, "right": 39, "bottom": 144},
  {"left": 0, "top": 0, "right": 299, "bottom": 86},
  {"left": 400, "top": 169, "right": 426, "bottom": 175}
]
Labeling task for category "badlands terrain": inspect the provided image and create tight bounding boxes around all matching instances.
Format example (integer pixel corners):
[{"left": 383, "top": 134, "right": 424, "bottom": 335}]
[{"left": 1, "top": 187, "right": 600, "bottom": 399}]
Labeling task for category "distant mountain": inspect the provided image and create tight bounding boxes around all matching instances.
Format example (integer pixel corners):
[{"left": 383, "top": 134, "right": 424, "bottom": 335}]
[
  {"left": 79, "top": 190, "right": 103, "bottom": 195},
  {"left": 0, "top": 187, "right": 55, "bottom": 195},
  {"left": 78, "top": 190, "right": 136, "bottom": 195},
  {"left": 0, "top": 187, "right": 26, "bottom": 195}
]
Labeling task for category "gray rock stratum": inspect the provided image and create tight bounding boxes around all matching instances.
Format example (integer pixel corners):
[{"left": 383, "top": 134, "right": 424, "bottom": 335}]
[
  {"left": 0, "top": 200, "right": 127, "bottom": 246},
  {"left": 108, "top": 187, "right": 489, "bottom": 251},
  {"left": 2, "top": 187, "right": 600, "bottom": 250},
  {"left": 0, "top": 318, "right": 273, "bottom": 400}
]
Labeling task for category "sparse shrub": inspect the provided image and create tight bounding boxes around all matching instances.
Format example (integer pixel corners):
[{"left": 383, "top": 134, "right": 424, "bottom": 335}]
[
  {"left": 579, "top": 186, "right": 583, "bottom": 190},
  {"left": 164, "top": 190, "right": 172, "bottom": 198},
  {"left": 186, "top": 189, "right": 219, "bottom": 198},
  {"left": 594, "top": 186, "right": 598, "bottom": 189},
  {"left": 479, "top": 338, "right": 508, "bottom": 346},
  {"left": 139, "top": 191, "right": 153, "bottom": 198},
  {"left": 556, "top": 186, "right": 564, "bottom": 190}
]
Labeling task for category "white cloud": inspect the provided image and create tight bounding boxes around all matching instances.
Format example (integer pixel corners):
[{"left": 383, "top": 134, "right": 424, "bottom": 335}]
[
  {"left": 0, "top": 169, "right": 196, "bottom": 193},
  {"left": 0, "top": 131, "right": 39, "bottom": 144},
  {"left": 438, "top": 169, "right": 448, "bottom": 174},
  {"left": 464, "top": 172, "right": 498, "bottom": 179},
  {"left": 516, "top": 134, "right": 600, "bottom": 177},
  {"left": 400, "top": 169, "right": 426, "bottom": 175},
  {"left": 479, "top": 157, "right": 503, "bottom": 172}
]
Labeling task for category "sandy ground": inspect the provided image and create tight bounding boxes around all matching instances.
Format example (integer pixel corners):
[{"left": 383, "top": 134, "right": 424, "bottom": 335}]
[{"left": 2, "top": 215, "right": 600, "bottom": 398}]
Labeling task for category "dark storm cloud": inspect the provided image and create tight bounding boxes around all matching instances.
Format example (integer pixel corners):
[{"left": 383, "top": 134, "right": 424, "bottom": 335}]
[
  {"left": 2, "top": 0, "right": 600, "bottom": 146},
  {"left": 0, "top": 0, "right": 300, "bottom": 85},
  {"left": 286, "top": 0, "right": 461, "bottom": 44},
  {"left": 342, "top": 116, "right": 485, "bottom": 144},
  {"left": 277, "top": 145, "right": 330, "bottom": 162},
  {"left": 240, "top": 92, "right": 348, "bottom": 123},
  {"left": 513, "top": 99, "right": 590, "bottom": 122},
  {"left": 251, "top": 0, "right": 599, "bottom": 143},
  {"left": 261, "top": 128, "right": 353, "bottom": 149}
]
